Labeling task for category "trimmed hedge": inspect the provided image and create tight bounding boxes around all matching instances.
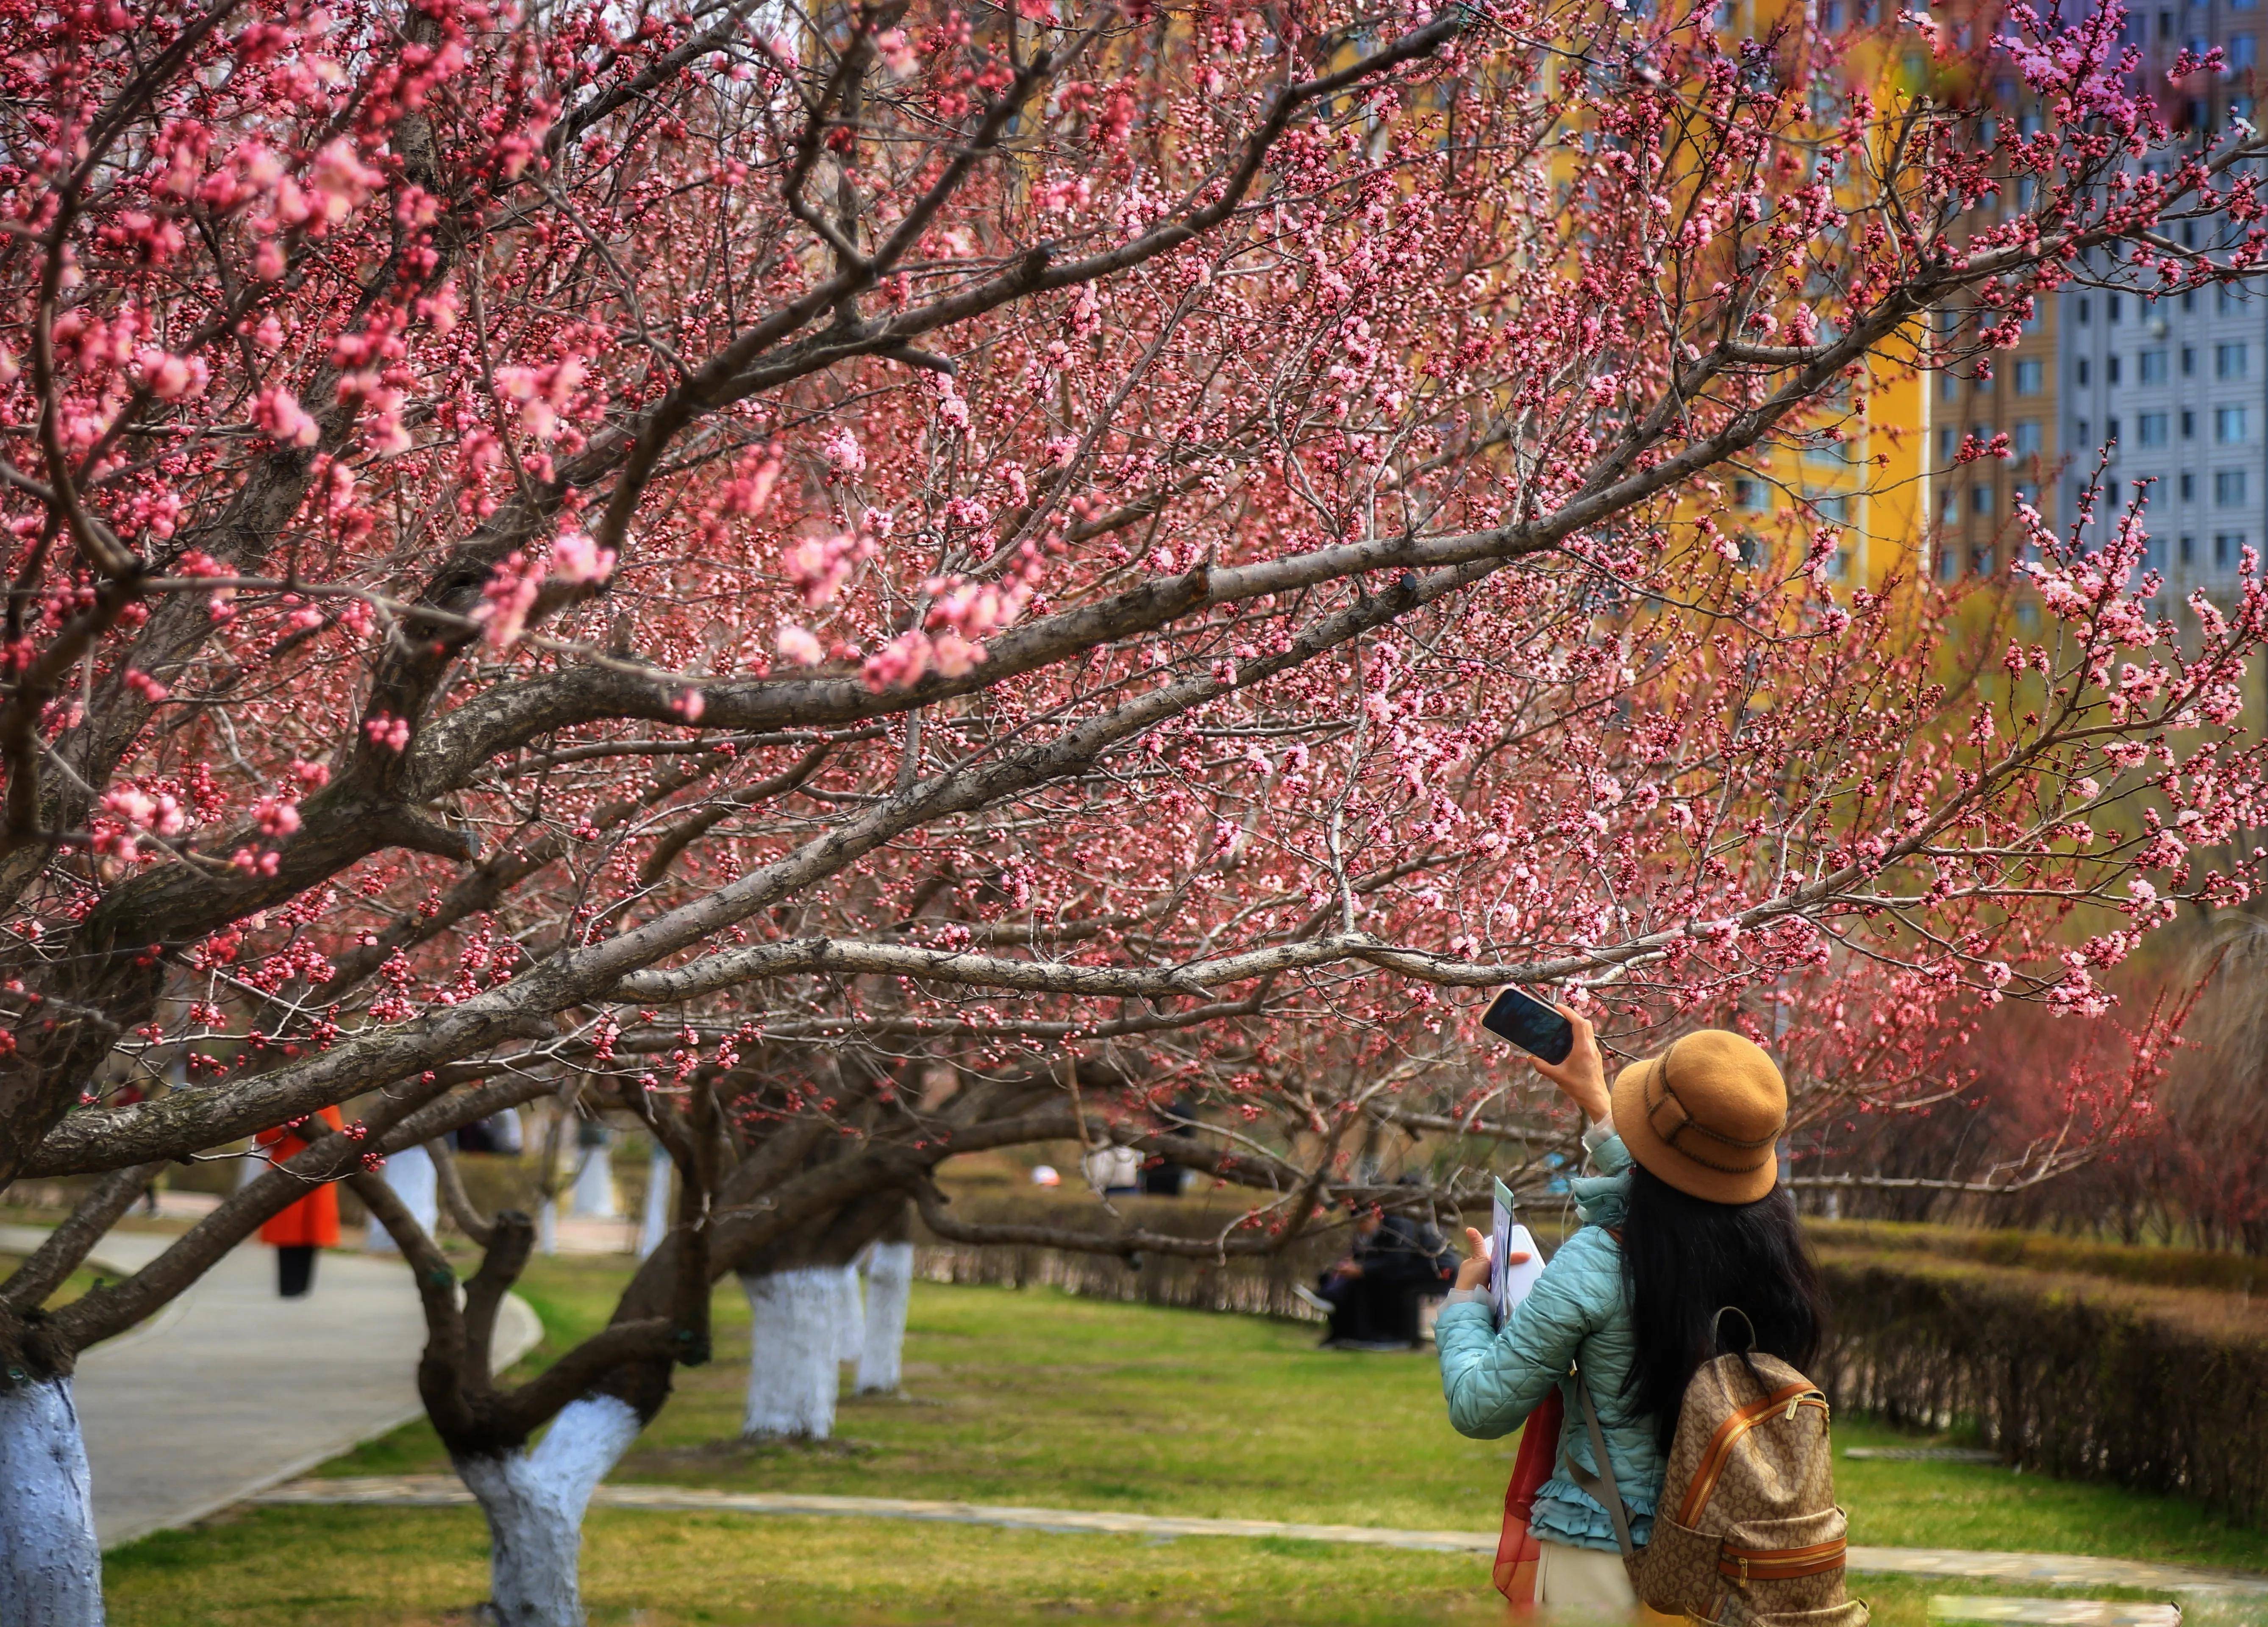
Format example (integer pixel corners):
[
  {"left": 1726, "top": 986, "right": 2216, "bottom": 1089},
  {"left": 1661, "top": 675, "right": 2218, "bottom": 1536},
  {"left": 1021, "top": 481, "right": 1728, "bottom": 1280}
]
[
  {"left": 913, "top": 1191, "right": 1359, "bottom": 1321},
  {"left": 1807, "top": 1220, "right": 2268, "bottom": 1296},
  {"left": 1815, "top": 1251, "right": 2268, "bottom": 1526}
]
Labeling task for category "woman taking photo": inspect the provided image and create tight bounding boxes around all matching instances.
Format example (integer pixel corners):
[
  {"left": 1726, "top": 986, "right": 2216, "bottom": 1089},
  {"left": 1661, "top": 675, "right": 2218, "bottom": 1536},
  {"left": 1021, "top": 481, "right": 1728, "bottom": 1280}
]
[{"left": 1437, "top": 1009, "right": 1826, "bottom": 1616}]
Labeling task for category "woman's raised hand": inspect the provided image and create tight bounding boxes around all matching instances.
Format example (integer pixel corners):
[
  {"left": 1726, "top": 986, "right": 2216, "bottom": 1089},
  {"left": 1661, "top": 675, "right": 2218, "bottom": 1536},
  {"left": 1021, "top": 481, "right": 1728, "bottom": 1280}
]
[{"left": 1525, "top": 1004, "right": 1610, "bottom": 1124}]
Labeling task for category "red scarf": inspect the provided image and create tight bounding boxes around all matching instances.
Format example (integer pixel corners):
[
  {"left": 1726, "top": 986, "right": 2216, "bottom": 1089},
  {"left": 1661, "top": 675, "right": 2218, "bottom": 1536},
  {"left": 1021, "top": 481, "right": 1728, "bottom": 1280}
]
[{"left": 1492, "top": 1389, "right": 1565, "bottom": 1607}]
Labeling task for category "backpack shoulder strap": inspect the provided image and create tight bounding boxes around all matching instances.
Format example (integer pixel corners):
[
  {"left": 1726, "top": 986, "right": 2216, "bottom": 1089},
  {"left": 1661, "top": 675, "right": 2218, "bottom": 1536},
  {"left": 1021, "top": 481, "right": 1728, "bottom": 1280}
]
[{"left": 1562, "top": 1370, "right": 1638, "bottom": 1560}]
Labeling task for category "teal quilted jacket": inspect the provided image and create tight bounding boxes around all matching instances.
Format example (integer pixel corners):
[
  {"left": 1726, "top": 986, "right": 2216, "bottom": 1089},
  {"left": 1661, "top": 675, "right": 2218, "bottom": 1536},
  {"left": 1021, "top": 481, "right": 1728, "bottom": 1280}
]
[{"left": 1435, "top": 1130, "right": 1664, "bottom": 1551}]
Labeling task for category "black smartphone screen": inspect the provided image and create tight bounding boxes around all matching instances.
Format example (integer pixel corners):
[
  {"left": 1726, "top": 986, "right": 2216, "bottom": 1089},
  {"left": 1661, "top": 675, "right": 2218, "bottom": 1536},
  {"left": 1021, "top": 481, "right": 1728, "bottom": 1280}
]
[{"left": 1481, "top": 986, "right": 1576, "bottom": 1065}]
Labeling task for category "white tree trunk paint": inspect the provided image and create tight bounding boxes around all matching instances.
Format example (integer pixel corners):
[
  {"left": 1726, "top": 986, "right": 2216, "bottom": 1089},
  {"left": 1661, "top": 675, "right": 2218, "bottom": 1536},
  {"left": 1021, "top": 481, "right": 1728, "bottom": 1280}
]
[
  {"left": 537, "top": 1193, "right": 559, "bottom": 1258},
  {"left": 363, "top": 1144, "right": 439, "bottom": 1252},
  {"left": 738, "top": 1267, "right": 842, "bottom": 1439},
  {"left": 855, "top": 1241, "right": 914, "bottom": 1395},
  {"left": 454, "top": 1393, "right": 641, "bottom": 1627},
  {"left": 569, "top": 1145, "right": 617, "bottom": 1220},
  {"left": 635, "top": 1148, "right": 672, "bottom": 1260},
  {"left": 835, "top": 1263, "right": 865, "bottom": 1366},
  {"left": 489, "top": 1106, "right": 525, "bottom": 1153},
  {"left": 0, "top": 1377, "right": 104, "bottom": 1627}
]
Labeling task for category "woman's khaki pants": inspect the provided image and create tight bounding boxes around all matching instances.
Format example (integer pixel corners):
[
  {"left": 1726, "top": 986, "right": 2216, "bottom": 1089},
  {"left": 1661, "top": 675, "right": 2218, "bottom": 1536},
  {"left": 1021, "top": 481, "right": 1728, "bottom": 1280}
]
[{"left": 1532, "top": 1541, "right": 1682, "bottom": 1622}]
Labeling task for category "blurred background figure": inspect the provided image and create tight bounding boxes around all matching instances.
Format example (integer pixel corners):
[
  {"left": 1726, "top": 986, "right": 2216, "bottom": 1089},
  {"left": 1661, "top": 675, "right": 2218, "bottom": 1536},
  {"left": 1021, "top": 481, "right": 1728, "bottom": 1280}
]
[
  {"left": 254, "top": 1105, "right": 345, "bottom": 1297},
  {"left": 1299, "top": 1203, "right": 1456, "bottom": 1350}
]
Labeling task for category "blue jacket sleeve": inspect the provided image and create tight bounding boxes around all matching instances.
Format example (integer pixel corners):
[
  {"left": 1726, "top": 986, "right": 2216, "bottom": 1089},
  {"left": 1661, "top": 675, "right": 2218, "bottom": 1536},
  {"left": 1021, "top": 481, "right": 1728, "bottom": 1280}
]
[{"left": 1437, "top": 1227, "right": 1615, "bottom": 1439}]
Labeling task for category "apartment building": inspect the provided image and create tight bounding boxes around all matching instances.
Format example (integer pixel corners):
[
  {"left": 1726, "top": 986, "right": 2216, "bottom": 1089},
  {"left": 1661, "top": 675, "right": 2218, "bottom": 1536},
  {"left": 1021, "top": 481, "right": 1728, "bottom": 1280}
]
[
  {"left": 2061, "top": 281, "right": 2263, "bottom": 600},
  {"left": 1930, "top": 290, "right": 2060, "bottom": 586},
  {"left": 2057, "top": 5, "right": 2264, "bottom": 605}
]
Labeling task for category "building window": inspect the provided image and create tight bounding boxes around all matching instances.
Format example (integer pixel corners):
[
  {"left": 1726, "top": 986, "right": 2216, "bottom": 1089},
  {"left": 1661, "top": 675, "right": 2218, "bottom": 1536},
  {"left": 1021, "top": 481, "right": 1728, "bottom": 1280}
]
[
  {"left": 2076, "top": 358, "right": 2091, "bottom": 386},
  {"left": 2218, "top": 341, "right": 2249, "bottom": 378},
  {"left": 1936, "top": 425, "right": 1957, "bottom": 462},
  {"left": 2181, "top": 470, "right": 2196, "bottom": 500},
  {"left": 1972, "top": 546, "right": 1996, "bottom": 574},
  {"left": 2013, "top": 420, "right": 2043, "bottom": 457},
  {"left": 2180, "top": 534, "right": 2196, "bottom": 564},
  {"left": 2109, "top": 294, "right": 2124, "bottom": 324},
  {"left": 2014, "top": 482, "right": 2038, "bottom": 513},
  {"left": 2140, "top": 349, "right": 2169, "bottom": 383},
  {"left": 2234, "top": 33, "right": 2258, "bottom": 64},
  {"left": 1972, "top": 483, "right": 1993, "bottom": 515},
  {"left": 2215, "top": 533, "right": 2242, "bottom": 568},
  {"left": 2182, "top": 408, "right": 2197, "bottom": 439},
  {"left": 2138, "top": 412, "right": 2169, "bottom": 445},
  {"left": 2182, "top": 345, "right": 2196, "bottom": 376},
  {"left": 2216, "top": 469, "right": 2248, "bottom": 505},
  {"left": 1940, "top": 371, "right": 1959, "bottom": 402},
  {"left": 2217, "top": 405, "right": 2249, "bottom": 443},
  {"left": 2108, "top": 355, "right": 2123, "bottom": 384},
  {"left": 1936, "top": 546, "right": 1959, "bottom": 582},
  {"left": 2076, "top": 296, "right": 2092, "bottom": 325},
  {"left": 1940, "top": 486, "right": 1960, "bottom": 524},
  {"left": 2075, "top": 417, "right": 2092, "bottom": 446},
  {"left": 2015, "top": 358, "right": 2045, "bottom": 394},
  {"left": 2107, "top": 416, "right": 2121, "bottom": 444}
]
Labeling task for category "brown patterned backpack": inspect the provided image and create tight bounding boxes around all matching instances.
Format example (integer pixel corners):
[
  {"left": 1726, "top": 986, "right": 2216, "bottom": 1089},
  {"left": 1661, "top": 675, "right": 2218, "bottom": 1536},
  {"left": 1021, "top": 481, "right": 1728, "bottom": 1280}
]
[{"left": 1565, "top": 1351, "right": 1868, "bottom": 1627}]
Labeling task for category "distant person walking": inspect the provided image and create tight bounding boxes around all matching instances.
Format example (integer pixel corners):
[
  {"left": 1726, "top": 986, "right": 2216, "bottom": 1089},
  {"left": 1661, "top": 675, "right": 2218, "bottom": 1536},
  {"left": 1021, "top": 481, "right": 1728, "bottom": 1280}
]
[
  {"left": 1437, "top": 1013, "right": 1825, "bottom": 1616},
  {"left": 254, "top": 1105, "right": 345, "bottom": 1297}
]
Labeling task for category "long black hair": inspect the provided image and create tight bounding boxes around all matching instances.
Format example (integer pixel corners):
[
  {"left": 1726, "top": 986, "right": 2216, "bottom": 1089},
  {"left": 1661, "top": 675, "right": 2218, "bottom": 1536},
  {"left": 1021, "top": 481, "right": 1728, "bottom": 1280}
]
[{"left": 1620, "top": 1162, "right": 1827, "bottom": 1452}]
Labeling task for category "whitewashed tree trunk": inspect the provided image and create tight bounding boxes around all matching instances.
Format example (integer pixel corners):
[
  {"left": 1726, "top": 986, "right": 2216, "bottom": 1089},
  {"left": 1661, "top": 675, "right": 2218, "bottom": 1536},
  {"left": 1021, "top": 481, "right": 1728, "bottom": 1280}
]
[
  {"left": 0, "top": 1377, "right": 104, "bottom": 1627},
  {"left": 739, "top": 1267, "right": 842, "bottom": 1439},
  {"left": 835, "top": 1263, "right": 865, "bottom": 1365},
  {"left": 537, "top": 1193, "right": 559, "bottom": 1258},
  {"left": 635, "top": 1149, "right": 672, "bottom": 1260},
  {"left": 363, "top": 1145, "right": 439, "bottom": 1252},
  {"left": 855, "top": 1241, "right": 914, "bottom": 1395},
  {"left": 454, "top": 1394, "right": 641, "bottom": 1627},
  {"left": 569, "top": 1144, "right": 617, "bottom": 1220}
]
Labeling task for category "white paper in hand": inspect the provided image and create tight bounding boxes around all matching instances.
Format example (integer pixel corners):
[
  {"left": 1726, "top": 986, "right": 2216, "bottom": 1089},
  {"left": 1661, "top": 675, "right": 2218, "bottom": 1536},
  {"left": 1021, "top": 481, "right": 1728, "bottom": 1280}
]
[{"left": 1489, "top": 1177, "right": 1546, "bottom": 1329}]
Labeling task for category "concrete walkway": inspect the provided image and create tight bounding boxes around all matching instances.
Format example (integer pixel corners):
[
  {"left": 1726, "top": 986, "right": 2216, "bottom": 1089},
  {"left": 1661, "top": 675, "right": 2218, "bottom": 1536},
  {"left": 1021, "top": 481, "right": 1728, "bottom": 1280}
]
[
  {"left": 1, "top": 1224, "right": 540, "bottom": 1549},
  {"left": 252, "top": 1477, "right": 2268, "bottom": 1599}
]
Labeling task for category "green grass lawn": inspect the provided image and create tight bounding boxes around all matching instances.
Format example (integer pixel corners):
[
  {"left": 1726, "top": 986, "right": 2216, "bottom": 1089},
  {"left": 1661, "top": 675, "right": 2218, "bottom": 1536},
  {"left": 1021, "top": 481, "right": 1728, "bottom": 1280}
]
[{"left": 106, "top": 1256, "right": 2268, "bottom": 1625}]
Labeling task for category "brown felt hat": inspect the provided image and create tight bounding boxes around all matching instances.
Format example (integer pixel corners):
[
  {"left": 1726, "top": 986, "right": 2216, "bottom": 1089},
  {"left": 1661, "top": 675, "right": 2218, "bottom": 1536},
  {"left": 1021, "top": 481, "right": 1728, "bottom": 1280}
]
[{"left": 1610, "top": 1029, "right": 1787, "bottom": 1205}]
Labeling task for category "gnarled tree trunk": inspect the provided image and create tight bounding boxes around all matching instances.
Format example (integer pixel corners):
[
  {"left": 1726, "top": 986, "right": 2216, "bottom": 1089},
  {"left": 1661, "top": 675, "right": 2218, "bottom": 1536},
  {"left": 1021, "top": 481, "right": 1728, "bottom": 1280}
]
[
  {"left": 856, "top": 1241, "right": 915, "bottom": 1396},
  {"left": 0, "top": 1377, "right": 103, "bottom": 1627},
  {"left": 738, "top": 1266, "right": 845, "bottom": 1439},
  {"left": 454, "top": 1393, "right": 642, "bottom": 1627}
]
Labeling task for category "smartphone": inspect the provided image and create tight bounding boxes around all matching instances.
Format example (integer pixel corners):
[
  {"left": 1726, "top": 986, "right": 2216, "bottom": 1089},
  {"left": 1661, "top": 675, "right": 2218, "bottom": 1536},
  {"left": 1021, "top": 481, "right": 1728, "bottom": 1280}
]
[{"left": 1481, "top": 986, "right": 1576, "bottom": 1065}]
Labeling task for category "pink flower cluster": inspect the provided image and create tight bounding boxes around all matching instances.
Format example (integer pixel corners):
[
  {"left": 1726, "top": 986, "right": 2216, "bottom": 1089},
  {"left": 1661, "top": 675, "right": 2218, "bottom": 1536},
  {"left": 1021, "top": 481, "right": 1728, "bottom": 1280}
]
[
  {"left": 784, "top": 532, "right": 875, "bottom": 607},
  {"left": 494, "top": 358, "right": 586, "bottom": 443}
]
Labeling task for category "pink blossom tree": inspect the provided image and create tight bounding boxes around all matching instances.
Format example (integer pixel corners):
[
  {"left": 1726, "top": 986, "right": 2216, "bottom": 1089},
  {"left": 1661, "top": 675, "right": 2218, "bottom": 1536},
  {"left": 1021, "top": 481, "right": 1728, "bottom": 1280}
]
[{"left": 1, "top": 0, "right": 2265, "bottom": 1619}]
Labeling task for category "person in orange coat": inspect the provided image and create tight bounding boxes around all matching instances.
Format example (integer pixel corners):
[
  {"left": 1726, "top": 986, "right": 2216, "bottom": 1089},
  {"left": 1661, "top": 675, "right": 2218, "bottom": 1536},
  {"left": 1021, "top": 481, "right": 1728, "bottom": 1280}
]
[{"left": 255, "top": 1104, "right": 345, "bottom": 1297}]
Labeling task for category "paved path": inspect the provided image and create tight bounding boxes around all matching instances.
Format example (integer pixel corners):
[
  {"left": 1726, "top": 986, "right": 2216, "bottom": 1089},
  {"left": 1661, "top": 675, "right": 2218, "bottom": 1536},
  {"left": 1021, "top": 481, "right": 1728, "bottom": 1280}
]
[
  {"left": 1, "top": 1225, "right": 540, "bottom": 1550},
  {"left": 253, "top": 1477, "right": 2268, "bottom": 1598},
  {"left": 1930, "top": 1600, "right": 2182, "bottom": 1627}
]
